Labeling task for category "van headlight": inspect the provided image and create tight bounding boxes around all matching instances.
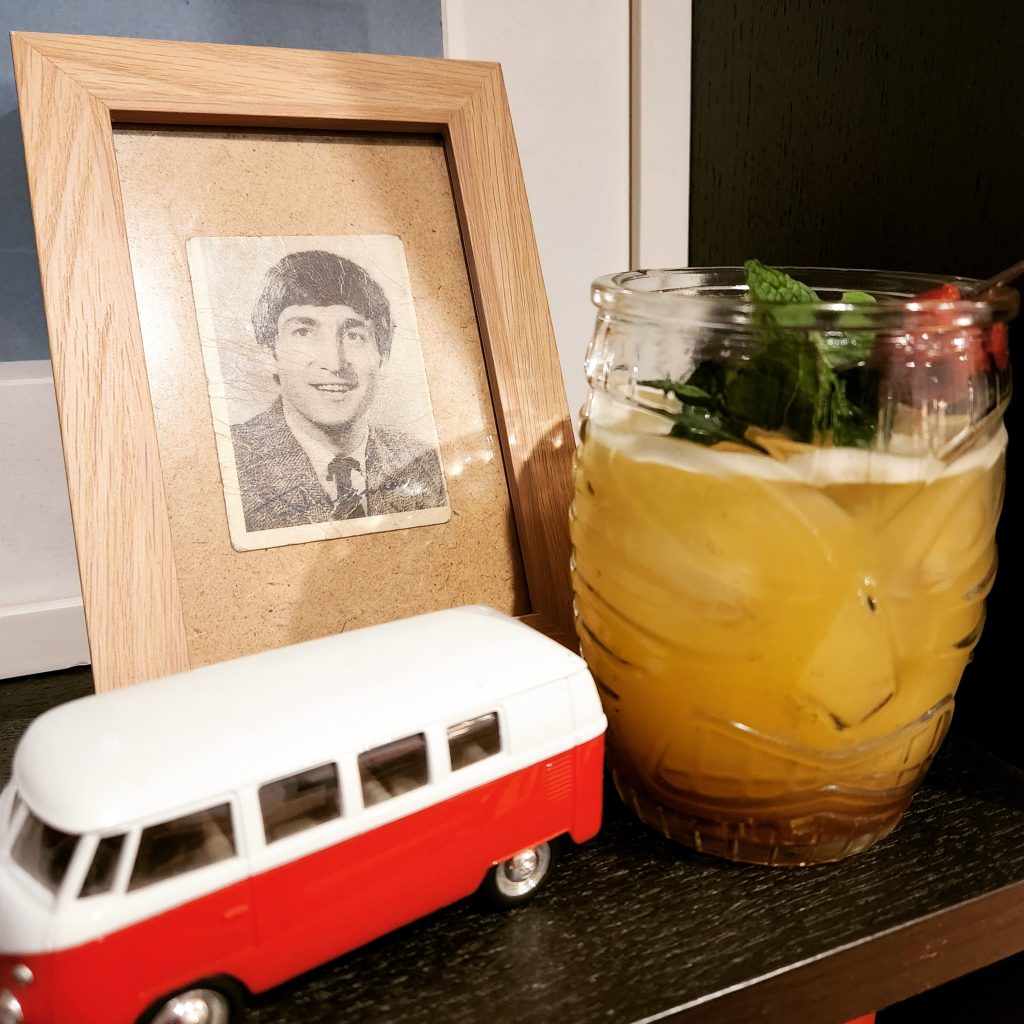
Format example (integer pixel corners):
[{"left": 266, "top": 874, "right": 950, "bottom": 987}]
[{"left": 0, "top": 988, "right": 22, "bottom": 1024}]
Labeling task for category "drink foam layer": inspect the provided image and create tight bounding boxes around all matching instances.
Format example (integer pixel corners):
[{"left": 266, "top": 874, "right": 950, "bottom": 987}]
[{"left": 587, "top": 393, "right": 1007, "bottom": 486}]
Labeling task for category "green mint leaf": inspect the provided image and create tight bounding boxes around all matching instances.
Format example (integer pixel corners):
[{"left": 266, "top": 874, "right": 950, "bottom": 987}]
[
  {"left": 743, "top": 262, "right": 824, "bottom": 437},
  {"left": 665, "top": 408, "right": 767, "bottom": 452},
  {"left": 820, "top": 332, "right": 873, "bottom": 369},
  {"left": 829, "top": 365, "right": 880, "bottom": 446},
  {"left": 637, "top": 265, "right": 880, "bottom": 452},
  {"left": 640, "top": 378, "right": 718, "bottom": 408},
  {"left": 685, "top": 360, "right": 728, "bottom": 402},
  {"left": 745, "top": 259, "right": 819, "bottom": 305},
  {"left": 720, "top": 342, "right": 814, "bottom": 436},
  {"left": 638, "top": 378, "right": 767, "bottom": 452},
  {"left": 821, "top": 290, "right": 878, "bottom": 368}
]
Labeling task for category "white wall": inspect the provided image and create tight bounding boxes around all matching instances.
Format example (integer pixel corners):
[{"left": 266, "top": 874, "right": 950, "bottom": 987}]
[
  {"left": 443, "top": 0, "right": 631, "bottom": 427},
  {"left": 0, "top": 362, "right": 90, "bottom": 677}
]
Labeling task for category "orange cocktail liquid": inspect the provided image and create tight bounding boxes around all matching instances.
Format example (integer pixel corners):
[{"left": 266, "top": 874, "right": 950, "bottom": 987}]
[{"left": 571, "top": 398, "right": 1006, "bottom": 864}]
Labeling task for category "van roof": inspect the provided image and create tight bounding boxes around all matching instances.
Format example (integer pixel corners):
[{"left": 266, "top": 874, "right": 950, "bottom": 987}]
[{"left": 14, "top": 607, "right": 589, "bottom": 833}]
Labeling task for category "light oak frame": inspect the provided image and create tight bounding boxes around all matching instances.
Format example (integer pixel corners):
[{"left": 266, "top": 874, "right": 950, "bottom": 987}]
[{"left": 12, "top": 32, "right": 575, "bottom": 691}]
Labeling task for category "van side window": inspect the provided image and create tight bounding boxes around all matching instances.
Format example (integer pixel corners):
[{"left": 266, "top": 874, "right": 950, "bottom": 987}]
[
  {"left": 129, "top": 804, "right": 235, "bottom": 891},
  {"left": 359, "top": 733, "right": 428, "bottom": 807},
  {"left": 259, "top": 763, "right": 342, "bottom": 844},
  {"left": 448, "top": 712, "right": 501, "bottom": 770},
  {"left": 80, "top": 834, "right": 126, "bottom": 897}
]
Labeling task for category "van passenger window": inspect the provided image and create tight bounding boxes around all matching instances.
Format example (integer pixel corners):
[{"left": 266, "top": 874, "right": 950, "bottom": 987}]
[
  {"left": 129, "top": 804, "right": 235, "bottom": 891},
  {"left": 80, "top": 834, "right": 126, "bottom": 897},
  {"left": 359, "top": 733, "right": 428, "bottom": 807},
  {"left": 448, "top": 713, "right": 501, "bottom": 771},
  {"left": 260, "top": 763, "right": 341, "bottom": 844}
]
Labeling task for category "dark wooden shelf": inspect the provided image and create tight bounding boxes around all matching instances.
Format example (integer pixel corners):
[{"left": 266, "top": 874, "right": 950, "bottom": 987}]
[{"left": 4, "top": 668, "right": 1024, "bottom": 1024}]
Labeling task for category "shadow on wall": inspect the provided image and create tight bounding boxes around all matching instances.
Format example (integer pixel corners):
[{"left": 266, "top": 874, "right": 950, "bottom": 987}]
[{"left": 0, "top": 0, "right": 443, "bottom": 362}]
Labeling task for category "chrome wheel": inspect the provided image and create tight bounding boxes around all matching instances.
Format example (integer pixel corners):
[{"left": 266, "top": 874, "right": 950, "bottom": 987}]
[
  {"left": 494, "top": 842, "right": 552, "bottom": 900},
  {"left": 150, "top": 989, "right": 231, "bottom": 1024}
]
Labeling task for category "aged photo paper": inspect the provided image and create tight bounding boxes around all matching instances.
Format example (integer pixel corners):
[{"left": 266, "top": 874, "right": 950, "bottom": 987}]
[{"left": 187, "top": 235, "right": 451, "bottom": 551}]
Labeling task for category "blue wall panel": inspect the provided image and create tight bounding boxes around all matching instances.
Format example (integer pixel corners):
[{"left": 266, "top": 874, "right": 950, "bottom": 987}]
[{"left": 1, "top": 0, "right": 443, "bottom": 360}]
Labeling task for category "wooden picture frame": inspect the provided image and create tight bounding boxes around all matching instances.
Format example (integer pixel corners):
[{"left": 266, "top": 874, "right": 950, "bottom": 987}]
[{"left": 12, "top": 32, "right": 576, "bottom": 692}]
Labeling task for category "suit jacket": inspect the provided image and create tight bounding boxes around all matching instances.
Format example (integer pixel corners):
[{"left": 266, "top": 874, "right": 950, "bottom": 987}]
[{"left": 230, "top": 399, "right": 448, "bottom": 533}]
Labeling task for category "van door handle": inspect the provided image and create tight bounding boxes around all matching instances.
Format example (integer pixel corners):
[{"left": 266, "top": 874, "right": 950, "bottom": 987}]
[{"left": 223, "top": 904, "right": 249, "bottom": 921}]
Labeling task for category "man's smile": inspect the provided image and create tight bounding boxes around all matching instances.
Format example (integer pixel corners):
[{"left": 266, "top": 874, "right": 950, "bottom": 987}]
[{"left": 311, "top": 380, "right": 358, "bottom": 393}]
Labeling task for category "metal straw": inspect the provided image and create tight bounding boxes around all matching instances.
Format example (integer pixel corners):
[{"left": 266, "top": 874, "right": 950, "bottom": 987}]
[{"left": 963, "top": 258, "right": 1024, "bottom": 298}]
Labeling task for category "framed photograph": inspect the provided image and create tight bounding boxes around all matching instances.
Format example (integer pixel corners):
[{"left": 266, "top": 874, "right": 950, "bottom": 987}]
[
  {"left": 188, "top": 233, "right": 451, "bottom": 549},
  {"left": 13, "top": 32, "right": 575, "bottom": 692}
]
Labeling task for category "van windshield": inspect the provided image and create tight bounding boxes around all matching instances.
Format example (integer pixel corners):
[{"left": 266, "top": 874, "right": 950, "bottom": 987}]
[
  {"left": 11, "top": 810, "right": 79, "bottom": 895},
  {"left": 1, "top": 783, "right": 20, "bottom": 830}
]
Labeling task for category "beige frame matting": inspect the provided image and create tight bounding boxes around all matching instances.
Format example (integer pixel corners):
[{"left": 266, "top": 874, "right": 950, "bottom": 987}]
[{"left": 13, "top": 33, "right": 575, "bottom": 691}]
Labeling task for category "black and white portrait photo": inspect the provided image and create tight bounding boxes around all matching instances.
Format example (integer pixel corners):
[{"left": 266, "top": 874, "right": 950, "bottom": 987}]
[{"left": 187, "top": 235, "right": 451, "bottom": 551}]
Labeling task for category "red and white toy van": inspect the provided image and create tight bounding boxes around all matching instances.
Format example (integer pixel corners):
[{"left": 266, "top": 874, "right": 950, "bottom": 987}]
[{"left": 0, "top": 606, "right": 606, "bottom": 1024}]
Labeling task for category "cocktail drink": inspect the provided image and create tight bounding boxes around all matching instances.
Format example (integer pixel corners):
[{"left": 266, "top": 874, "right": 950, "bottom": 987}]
[{"left": 571, "top": 266, "right": 1016, "bottom": 865}]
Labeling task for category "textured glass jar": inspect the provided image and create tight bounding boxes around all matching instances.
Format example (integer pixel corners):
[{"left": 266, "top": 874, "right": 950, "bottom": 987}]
[{"left": 571, "top": 268, "right": 1017, "bottom": 865}]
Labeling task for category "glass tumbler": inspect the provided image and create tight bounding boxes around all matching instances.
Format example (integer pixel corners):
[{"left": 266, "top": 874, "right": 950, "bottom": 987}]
[{"left": 570, "top": 268, "right": 1016, "bottom": 865}]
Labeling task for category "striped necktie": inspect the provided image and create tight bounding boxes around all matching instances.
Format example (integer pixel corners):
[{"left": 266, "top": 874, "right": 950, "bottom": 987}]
[{"left": 326, "top": 454, "right": 365, "bottom": 520}]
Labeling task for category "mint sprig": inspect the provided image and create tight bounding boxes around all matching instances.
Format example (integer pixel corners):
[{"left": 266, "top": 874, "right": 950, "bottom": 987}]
[
  {"left": 746, "top": 258, "right": 819, "bottom": 305},
  {"left": 640, "top": 261, "right": 879, "bottom": 450}
]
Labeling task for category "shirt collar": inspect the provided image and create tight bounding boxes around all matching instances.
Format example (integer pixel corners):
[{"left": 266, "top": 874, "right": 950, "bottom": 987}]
[{"left": 281, "top": 401, "right": 369, "bottom": 501}]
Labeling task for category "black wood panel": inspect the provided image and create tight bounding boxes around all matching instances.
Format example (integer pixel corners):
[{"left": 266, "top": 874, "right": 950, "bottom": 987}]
[
  {"left": 690, "top": 0, "right": 1024, "bottom": 275},
  {"left": 5, "top": 669, "right": 1024, "bottom": 1022},
  {"left": 690, "top": 0, "right": 1023, "bottom": 766}
]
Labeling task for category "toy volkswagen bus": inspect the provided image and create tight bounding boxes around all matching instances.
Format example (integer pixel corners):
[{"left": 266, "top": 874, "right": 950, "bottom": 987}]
[{"left": 0, "top": 607, "right": 606, "bottom": 1024}]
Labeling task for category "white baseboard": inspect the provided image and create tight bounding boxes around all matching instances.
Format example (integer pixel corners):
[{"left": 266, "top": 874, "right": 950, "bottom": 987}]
[
  {"left": 0, "top": 598, "right": 90, "bottom": 680},
  {"left": 0, "top": 360, "right": 90, "bottom": 680}
]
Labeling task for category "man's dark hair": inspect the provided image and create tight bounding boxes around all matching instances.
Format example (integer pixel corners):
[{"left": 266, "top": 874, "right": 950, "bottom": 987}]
[{"left": 252, "top": 250, "right": 393, "bottom": 358}]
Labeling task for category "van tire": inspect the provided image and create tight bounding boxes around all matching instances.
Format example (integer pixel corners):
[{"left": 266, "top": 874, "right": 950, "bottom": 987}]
[
  {"left": 479, "top": 839, "right": 560, "bottom": 909},
  {"left": 137, "top": 976, "right": 246, "bottom": 1024}
]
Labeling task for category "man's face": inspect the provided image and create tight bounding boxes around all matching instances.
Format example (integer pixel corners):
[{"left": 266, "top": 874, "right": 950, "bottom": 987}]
[{"left": 273, "top": 303, "right": 384, "bottom": 435}]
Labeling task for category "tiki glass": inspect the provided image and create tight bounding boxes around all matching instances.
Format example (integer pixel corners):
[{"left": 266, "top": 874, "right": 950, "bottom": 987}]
[{"left": 571, "top": 268, "right": 1016, "bottom": 865}]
